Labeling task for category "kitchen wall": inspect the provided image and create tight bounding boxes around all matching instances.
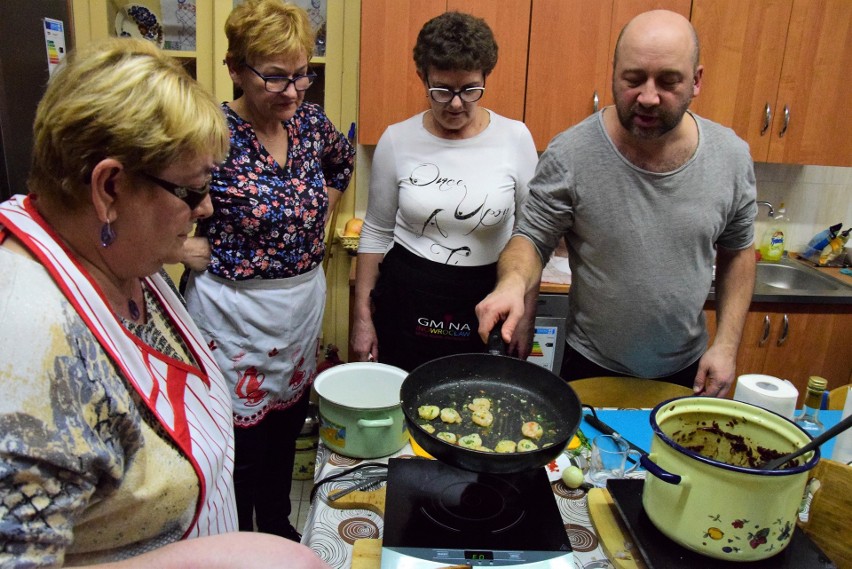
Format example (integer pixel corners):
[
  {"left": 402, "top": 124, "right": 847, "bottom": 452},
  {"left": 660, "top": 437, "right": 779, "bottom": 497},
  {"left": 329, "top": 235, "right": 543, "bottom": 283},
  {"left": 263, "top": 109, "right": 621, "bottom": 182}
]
[
  {"left": 753, "top": 163, "right": 852, "bottom": 254},
  {"left": 352, "top": 151, "right": 851, "bottom": 257}
]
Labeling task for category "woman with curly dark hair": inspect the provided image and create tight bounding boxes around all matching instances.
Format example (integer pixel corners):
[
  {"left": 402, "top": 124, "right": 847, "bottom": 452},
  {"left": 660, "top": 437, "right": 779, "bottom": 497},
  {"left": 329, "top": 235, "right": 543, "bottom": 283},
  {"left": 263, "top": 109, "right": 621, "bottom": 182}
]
[{"left": 351, "top": 11, "right": 538, "bottom": 371}]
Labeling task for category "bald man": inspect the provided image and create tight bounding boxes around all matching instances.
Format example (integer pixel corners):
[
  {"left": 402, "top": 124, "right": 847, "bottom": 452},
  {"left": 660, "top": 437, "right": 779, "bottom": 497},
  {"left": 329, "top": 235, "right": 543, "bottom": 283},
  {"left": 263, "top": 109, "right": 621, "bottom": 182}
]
[{"left": 476, "top": 10, "right": 756, "bottom": 397}]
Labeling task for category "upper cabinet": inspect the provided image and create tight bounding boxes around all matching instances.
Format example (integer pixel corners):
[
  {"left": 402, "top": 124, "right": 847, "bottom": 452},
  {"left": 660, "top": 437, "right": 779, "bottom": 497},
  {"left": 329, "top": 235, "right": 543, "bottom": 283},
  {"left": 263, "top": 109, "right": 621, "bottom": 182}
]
[
  {"left": 690, "top": 0, "right": 852, "bottom": 167},
  {"left": 524, "top": 0, "right": 613, "bottom": 151},
  {"left": 357, "top": 0, "right": 444, "bottom": 145},
  {"left": 358, "top": 0, "right": 532, "bottom": 145},
  {"left": 523, "top": 0, "right": 691, "bottom": 150}
]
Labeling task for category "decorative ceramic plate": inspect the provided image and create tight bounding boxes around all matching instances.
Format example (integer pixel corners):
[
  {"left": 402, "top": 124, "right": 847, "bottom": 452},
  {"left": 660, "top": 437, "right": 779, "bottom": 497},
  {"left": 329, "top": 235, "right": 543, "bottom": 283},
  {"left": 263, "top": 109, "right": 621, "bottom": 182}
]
[{"left": 115, "top": 4, "right": 164, "bottom": 48}]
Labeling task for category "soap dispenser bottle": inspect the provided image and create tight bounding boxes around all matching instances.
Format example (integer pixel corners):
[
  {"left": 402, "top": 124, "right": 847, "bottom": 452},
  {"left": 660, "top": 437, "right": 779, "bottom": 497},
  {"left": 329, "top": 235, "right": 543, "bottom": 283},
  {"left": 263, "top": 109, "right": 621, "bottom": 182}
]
[{"left": 759, "top": 204, "right": 788, "bottom": 262}]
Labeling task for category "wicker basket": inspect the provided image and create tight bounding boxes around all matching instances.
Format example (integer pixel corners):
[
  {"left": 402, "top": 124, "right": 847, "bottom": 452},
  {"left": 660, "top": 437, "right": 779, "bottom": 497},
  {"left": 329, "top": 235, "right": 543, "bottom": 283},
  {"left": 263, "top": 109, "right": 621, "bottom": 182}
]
[{"left": 336, "top": 228, "right": 360, "bottom": 253}]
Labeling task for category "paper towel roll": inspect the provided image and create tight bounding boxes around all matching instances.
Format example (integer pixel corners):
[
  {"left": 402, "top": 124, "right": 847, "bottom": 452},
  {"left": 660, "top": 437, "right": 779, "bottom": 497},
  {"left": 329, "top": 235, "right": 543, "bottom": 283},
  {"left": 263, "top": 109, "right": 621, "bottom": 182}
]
[{"left": 734, "top": 374, "right": 799, "bottom": 419}]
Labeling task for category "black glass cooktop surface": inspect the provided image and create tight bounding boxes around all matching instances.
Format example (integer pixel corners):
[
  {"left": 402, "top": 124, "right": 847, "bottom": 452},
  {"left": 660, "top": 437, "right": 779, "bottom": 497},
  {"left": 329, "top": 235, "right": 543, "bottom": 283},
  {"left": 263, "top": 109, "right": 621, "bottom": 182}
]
[
  {"left": 382, "top": 458, "right": 572, "bottom": 552},
  {"left": 607, "top": 478, "right": 836, "bottom": 569}
]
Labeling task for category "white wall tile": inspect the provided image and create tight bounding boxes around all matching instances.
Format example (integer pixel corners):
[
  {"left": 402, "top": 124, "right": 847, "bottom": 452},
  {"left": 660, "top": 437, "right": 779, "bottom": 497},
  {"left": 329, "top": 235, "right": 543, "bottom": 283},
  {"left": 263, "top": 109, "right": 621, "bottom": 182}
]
[{"left": 755, "top": 164, "right": 851, "bottom": 253}]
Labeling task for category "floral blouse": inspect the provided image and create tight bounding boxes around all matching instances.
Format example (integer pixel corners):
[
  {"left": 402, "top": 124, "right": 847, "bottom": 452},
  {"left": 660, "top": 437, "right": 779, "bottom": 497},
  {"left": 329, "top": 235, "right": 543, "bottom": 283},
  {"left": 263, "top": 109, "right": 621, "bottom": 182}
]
[{"left": 199, "top": 102, "right": 355, "bottom": 280}]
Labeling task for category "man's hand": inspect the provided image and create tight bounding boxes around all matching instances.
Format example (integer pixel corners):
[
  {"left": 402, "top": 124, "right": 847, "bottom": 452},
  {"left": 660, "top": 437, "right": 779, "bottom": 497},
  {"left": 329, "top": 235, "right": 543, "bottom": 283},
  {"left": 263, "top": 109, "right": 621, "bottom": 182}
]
[
  {"left": 476, "top": 236, "right": 544, "bottom": 346},
  {"left": 693, "top": 343, "right": 737, "bottom": 397},
  {"left": 476, "top": 283, "right": 526, "bottom": 347}
]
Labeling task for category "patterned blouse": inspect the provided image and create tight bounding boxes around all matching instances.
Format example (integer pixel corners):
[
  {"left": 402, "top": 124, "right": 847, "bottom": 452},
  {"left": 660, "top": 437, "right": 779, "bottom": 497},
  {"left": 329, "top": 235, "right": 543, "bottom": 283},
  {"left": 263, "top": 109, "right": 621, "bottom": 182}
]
[{"left": 199, "top": 102, "right": 355, "bottom": 280}]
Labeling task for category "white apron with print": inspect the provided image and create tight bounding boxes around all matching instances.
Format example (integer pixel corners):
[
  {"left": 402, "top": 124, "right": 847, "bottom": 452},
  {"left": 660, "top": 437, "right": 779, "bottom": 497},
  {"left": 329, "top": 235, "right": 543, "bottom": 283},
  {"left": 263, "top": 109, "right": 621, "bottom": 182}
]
[{"left": 0, "top": 194, "right": 238, "bottom": 537}]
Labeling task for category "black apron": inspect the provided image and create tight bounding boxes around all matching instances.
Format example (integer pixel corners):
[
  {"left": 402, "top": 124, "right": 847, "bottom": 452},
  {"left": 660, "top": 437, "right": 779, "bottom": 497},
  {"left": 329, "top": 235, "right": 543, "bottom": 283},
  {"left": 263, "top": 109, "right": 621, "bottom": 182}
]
[{"left": 371, "top": 244, "right": 497, "bottom": 371}]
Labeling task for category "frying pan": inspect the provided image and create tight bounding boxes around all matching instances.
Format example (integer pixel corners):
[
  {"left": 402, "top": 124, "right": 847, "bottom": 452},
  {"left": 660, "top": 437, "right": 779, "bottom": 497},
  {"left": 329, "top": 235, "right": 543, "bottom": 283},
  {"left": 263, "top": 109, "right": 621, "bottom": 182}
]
[{"left": 400, "top": 351, "right": 582, "bottom": 473}]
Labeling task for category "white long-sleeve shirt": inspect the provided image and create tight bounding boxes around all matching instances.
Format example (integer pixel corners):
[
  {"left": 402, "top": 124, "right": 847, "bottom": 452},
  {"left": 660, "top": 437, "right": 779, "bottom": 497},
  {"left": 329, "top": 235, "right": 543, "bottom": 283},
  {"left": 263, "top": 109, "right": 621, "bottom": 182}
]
[{"left": 359, "top": 110, "right": 538, "bottom": 266}]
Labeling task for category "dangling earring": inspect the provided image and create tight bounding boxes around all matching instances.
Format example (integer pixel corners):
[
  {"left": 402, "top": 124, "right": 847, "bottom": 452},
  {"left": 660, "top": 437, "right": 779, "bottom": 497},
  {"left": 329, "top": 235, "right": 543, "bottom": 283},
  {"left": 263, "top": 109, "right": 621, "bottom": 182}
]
[{"left": 100, "top": 220, "right": 116, "bottom": 248}]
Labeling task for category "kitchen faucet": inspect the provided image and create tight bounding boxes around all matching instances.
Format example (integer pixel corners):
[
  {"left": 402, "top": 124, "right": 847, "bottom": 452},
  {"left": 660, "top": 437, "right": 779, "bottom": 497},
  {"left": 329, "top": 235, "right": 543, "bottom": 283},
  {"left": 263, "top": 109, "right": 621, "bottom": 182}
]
[{"left": 757, "top": 201, "right": 775, "bottom": 218}]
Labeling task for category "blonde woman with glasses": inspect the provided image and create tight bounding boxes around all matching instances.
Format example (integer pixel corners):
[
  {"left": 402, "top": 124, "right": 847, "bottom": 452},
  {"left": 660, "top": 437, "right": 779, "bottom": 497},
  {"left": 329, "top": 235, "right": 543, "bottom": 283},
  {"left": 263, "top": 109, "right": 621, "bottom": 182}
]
[
  {"left": 181, "top": 0, "right": 354, "bottom": 542},
  {"left": 0, "top": 38, "right": 328, "bottom": 568}
]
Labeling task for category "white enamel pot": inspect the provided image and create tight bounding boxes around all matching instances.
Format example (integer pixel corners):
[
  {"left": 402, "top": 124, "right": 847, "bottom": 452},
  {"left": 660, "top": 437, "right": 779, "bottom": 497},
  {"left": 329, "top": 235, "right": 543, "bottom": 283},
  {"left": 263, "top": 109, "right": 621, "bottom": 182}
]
[
  {"left": 640, "top": 397, "right": 819, "bottom": 562},
  {"left": 313, "top": 362, "right": 409, "bottom": 459}
]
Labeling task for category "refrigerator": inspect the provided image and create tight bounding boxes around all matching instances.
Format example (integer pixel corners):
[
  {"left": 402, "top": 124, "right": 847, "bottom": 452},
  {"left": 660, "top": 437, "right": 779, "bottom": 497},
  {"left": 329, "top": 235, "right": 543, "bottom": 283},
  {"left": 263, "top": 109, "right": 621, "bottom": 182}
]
[{"left": 0, "top": 0, "right": 73, "bottom": 200}]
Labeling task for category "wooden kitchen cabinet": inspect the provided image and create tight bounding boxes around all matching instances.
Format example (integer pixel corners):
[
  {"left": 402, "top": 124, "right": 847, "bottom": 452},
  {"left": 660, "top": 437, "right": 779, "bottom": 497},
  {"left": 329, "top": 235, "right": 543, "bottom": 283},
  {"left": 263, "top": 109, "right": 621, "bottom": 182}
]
[
  {"left": 524, "top": 0, "right": 612, "bottom": 151},
  {"left": 705, "top": 302, "right": 852, "bottom": 405},
  {"left": 358, "top": 0, "right": 532, "bottom": 145},
  {"left": 690, "top": 0, "right": 852, "bottom": 167},
  {"left": 524, "top": 0, "right": 690, "bottom": 150}
]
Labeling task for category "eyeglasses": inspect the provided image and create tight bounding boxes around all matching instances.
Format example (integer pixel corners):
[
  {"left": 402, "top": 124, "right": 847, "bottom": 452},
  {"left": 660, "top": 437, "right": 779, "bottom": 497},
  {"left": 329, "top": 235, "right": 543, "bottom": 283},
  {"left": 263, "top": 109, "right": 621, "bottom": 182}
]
[
  {"left": 141, "top": 172, "right": 210, "bottom": 209},
  {"left": 427, "top": 81, "right": 486, "bottom": 104},
  {"left": 244, "top": 63, "right": 317, "bottom": 93}
]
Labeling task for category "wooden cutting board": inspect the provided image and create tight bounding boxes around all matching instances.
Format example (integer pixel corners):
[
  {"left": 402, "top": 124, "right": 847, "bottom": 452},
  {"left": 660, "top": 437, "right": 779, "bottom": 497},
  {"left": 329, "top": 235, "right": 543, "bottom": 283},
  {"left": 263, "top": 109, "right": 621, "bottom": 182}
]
[
  {"left": 328, "top": 487, "right": 386, "bottom": 515},
  {"left": 587, "top": 488, "right": 648, "bottom": 569},
  {"left": 798, "top": 458, "right": 852, "bottom": 567},
  {"left": 351, "top": 538, "right": 382, "bottom": 569}
]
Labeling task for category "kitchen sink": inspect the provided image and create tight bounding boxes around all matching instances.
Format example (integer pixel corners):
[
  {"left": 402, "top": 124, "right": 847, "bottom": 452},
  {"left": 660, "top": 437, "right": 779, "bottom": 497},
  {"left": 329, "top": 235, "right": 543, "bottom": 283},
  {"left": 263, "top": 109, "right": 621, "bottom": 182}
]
[
  {"left": 709, "top": 257, "right": 852, "bottom": 303},
  {"left": 756, "top": 261, "right": 848, "bottom": 291}
]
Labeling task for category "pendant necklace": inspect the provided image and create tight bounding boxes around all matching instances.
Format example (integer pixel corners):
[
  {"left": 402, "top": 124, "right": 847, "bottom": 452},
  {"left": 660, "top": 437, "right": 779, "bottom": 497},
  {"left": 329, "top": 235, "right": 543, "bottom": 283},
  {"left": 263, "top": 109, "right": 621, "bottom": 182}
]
[{"left": 128, "top": 298, "right": 141, "bottom": 320}]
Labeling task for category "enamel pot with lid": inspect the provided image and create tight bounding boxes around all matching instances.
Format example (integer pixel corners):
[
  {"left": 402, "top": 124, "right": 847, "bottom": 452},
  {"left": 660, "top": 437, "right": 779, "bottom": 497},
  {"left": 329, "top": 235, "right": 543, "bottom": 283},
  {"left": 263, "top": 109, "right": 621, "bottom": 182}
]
[
  {"left": 640, "top": 397, "right": 819, "bottom": 562},
  {"left": 313, "top": 362, "right": 409, "bottom": 459}
]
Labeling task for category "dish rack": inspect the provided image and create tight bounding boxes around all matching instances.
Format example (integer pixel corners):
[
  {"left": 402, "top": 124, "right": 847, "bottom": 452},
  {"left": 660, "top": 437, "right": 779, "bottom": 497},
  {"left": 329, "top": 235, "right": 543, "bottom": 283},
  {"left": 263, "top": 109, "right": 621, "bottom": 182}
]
[{"left": 336, "top": 228, "right": 359, "bottom": 254}]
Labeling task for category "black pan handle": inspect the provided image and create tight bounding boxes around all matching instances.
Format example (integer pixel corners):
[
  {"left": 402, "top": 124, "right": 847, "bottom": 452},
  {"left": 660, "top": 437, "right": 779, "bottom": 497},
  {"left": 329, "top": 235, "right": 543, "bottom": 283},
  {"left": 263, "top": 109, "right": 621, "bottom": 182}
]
[{"left": 487, "top": 321, "right": 508, "bottom": 356}]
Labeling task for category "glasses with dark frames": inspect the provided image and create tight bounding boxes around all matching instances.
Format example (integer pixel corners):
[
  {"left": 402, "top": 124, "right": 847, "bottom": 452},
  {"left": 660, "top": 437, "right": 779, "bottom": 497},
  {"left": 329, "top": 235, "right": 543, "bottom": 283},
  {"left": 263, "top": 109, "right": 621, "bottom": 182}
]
[
  {"left": 426, "top": 76, "right": 486, "bottom": 104},
  {"left": 244, "top": 63, "right": 317, "bottom": 93},
  {"left": 141, "top": 172, "right": 210, "bottom": 209}
]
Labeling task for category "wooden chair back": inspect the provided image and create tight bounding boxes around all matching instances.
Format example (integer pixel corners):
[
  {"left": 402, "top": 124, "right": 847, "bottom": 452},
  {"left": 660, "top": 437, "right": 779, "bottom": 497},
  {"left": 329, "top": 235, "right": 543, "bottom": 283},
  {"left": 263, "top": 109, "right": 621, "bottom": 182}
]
[
  {"left": 828, "top": 384, "right": 849, "bottom": 411},
  {"left": 567, "top": 376, "right": 693, "bottom": 408},
  {"left": 797, "top": 459, "right": 852, "bottom": 567}
]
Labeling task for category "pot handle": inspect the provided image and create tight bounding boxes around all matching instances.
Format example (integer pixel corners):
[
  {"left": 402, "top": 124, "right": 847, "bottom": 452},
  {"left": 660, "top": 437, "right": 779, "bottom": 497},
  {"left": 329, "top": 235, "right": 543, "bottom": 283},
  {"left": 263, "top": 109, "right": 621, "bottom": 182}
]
[
  {"left": 640, "top": 453, "right": 682, "bottom": 485},
  {"left": 357, "top": 417, "right": 393, "bottom": 428},
  {"left": 624, "top": 450, "right": 643, "bottom": 475}
]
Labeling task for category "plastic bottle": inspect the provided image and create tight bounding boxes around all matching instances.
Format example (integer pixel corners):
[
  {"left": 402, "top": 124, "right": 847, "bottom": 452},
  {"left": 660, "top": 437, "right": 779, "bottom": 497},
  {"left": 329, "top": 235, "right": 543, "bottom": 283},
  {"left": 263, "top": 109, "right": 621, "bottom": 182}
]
[
  {"left": 758, "top": 204, "right": 788, "bottom": 262},
  {"left": 800, "top": 223, "right": 843, "bottom": 263},
  {"left": 793, "top": 376, "right": 828, "bottom": 436},
  {"left": 819, "top": 227, "right": 851, "bottom": 266}
]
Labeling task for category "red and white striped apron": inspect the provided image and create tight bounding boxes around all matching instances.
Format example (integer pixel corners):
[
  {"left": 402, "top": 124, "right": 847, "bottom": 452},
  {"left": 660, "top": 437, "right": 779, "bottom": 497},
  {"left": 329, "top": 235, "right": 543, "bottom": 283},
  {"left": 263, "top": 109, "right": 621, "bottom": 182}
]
[{"left": 0, "top": 194, "right": 238, "bottom": 538}]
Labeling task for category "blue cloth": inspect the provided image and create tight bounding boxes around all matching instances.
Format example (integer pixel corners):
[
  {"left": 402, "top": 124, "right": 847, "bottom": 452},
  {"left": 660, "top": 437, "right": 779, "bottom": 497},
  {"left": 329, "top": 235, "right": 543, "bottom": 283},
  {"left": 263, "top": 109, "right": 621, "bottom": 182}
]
[{"left": 582, "top": 409, "right": 842, "bottom": 461}]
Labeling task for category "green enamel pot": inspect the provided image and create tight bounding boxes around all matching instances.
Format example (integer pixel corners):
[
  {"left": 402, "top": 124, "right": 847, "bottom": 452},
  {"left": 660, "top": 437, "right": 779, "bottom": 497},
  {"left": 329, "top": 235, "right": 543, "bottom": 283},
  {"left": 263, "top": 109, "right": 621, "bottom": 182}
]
[{"left": 313, "top": 362, "right": 409, "bottom": 459}]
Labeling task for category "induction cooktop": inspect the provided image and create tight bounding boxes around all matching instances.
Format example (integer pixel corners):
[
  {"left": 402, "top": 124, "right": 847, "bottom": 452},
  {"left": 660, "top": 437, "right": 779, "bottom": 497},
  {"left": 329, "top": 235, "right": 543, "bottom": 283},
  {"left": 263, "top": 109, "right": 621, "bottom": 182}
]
[{"left": 381, "top": 458, "right": 576, "bottom": 568}]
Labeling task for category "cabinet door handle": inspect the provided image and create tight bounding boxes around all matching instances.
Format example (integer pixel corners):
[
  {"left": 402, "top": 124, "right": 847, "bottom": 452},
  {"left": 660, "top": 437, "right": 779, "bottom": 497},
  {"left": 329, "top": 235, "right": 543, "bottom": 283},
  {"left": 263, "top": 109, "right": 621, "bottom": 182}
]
[
  {"left": 777, "top": 314, "right": 789, "bottom": 346},
  {"left": 759, "top": 315, "right": 771, "bottom": 347},
  {"left": 761, "top": 103, "right": 771, "bottom": 136},
  {"left": 593, "top": 90, "right": 599, "bottom": 113},
  {"left": 778, "top": 105, "right": 790, "bottom": 138}
]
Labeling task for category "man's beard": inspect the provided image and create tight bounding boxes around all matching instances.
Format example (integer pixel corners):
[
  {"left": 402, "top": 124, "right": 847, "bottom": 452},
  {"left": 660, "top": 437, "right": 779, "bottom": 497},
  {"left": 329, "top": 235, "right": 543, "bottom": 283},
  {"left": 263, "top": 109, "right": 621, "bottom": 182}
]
[{"left": 616, "top": 97, "right": 692, "bottom": 140}]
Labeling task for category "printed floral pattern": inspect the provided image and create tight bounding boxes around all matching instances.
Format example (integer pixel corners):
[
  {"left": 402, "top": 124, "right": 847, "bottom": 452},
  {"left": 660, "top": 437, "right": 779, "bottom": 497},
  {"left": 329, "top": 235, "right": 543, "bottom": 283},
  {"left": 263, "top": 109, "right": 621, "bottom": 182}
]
[{"left": 200, "top": 102, "right": 354, "bottom": 280}]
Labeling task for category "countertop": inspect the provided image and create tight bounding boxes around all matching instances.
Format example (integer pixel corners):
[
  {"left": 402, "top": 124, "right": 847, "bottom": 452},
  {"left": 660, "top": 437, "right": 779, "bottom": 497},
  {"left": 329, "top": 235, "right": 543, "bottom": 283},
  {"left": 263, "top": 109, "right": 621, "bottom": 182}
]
[
  {"left": 347, "top": 254, "right": 852, "bottom": 301},
  {"left": 303, "top": 409, "right": 844, "bottom": 569}
]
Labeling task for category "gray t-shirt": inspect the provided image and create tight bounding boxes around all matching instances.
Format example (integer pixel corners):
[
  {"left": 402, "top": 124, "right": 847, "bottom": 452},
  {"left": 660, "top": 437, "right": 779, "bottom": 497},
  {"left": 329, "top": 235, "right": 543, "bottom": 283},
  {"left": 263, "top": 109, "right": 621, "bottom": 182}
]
[{"left": 517, "top": 110, "right": 756, "bottom": 377}]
